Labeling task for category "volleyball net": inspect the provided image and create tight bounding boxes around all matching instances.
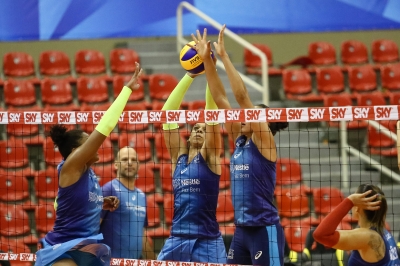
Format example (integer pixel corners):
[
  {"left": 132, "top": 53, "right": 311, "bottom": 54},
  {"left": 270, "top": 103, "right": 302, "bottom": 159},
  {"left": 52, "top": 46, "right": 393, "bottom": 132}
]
[{"left": 0, "top": 105, "right": 399, "bottom": 264}]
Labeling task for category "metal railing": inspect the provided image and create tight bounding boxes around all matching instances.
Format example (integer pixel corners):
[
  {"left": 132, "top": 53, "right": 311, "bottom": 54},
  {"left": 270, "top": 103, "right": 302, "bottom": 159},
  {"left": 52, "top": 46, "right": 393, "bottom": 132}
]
[{"left": 176, "top": 1, "right": 270, "bottom": 104}]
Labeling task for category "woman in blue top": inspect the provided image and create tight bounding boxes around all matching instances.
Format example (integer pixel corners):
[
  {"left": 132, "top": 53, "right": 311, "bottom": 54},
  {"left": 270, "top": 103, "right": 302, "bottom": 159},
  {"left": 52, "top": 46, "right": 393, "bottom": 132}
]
[
  {"left": 35, "top": 63, "right": 143, "bottom": 266},
  {"left": 157, "top": 61, "right": 226, "bottom": 263},
  {"left": 193, "top": 25, "right": 288, "bottom": 266},
  {"left": 314, "top": 184, "right": 400, "bottom": 266}
]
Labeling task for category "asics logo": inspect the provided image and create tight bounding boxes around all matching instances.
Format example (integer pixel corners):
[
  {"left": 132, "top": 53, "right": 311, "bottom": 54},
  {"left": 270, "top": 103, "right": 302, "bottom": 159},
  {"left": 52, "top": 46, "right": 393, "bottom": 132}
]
[
  {"left": 255, "top": 251, "right": 262, "bottom": 259},
  {"left": 233, "top": 152, "right": 242, "bottom": 159},
  {"left": 180, "top": 168, "right": 188, "bottom": 174}
]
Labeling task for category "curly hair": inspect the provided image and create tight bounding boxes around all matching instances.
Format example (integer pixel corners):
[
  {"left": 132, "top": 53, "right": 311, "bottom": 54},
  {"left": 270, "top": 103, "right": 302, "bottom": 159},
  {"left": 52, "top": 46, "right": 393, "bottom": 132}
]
[{"left": 48, "top": 125, "right": 85, "bottom": 159}]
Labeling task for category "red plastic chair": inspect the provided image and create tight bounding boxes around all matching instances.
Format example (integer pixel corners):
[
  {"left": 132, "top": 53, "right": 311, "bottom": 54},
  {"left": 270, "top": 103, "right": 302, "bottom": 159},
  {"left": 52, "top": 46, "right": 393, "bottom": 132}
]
[
  {"left": 0, "top": 139, "right": 29, "bottom": 169},
  {"left": 244, "top": 43, "right": 282, "bottom": 75},
  {"left": 341, "top": 40, "right": 369, "bottom": 65},
  {"left": 154, "top": 133, "right": 171, "bottom": 161},
  {"left": 389, "top": 91, "right": 400, "bottom": 105},
  {"left": 110, "top": 48, "right": 140, "bottom": 74},
  {"left": 41, "top": 78, "right": 73, "bottom": 105},
  {"left": 75, "top": 49, "right": 106, "bottom": 75},
  {"left": 117, "top": 102, "right": 149, "bottom": 132},
  {"left": 43, "top": 137, "right": 63, "bottom": 166},
  {"left": 76, "top": 76, "right": 109, "bottom": 104},
  {"left": 216, "top": 192, "right": 234, "bottom": 223},
  {"left": 275, "top": 186, "right": 309, "bottom": 218},
  {"left": 276, "top": 158, "right": 303, "bottom": 186},
  {"left": 0, "top": 172, "right": 29, "bottom": 202},
  {"left": 158, "top": 163, "right": 173, "bottom": 193},
  {"left": 220, "top": 164, "right": 231, "bottom": 190},
  {"left": 135, "top": 163, "right": 156, "bottom": 193},
  {"left": 3, "top": 52, "right": 35, "bottom": 77},
  {"left": 284, "top": 223, "right": 311, "bottom": 253},
  {"left": 357, "top": 91, "right": 386, "bottom": 106},
  {"left": 312, "top": 187, "right": 345, "bottom": 215},
  {"left": 315, "top": 66, "right": 345, "bottom": 94},
  {"left": 35, "top": 203, "right": 56, "bottom": 235},
  {"left": 39, "top": 50, "right": 71, "bottom": 76},
  {"left": 308, "top": 41, "right": 337, "bottom": 65},
  {"left": 163, "top": 193, "right": 174, "bottom": 227},
  {"left": 35, "top": 167, "right": 58, "bottom": 199},
  {"left": 380, "top": 63, "right": 400, "bottom": 92},
  {"left": 282, "top": 69, "right": 323, "bottom": 102},
  {"left": 117, "top": 133, "right": 152, "bottom": 162},
  {"left": 0, "top": 204, "right": 30, "bottom": 237},
  {"left": 368, "top": 120, "right": 396, "bottom": 151},
  {"left": 92, "top": 164, "right": 116, "bottom": 187},
  {"left": 186, "top": 100, "right": 206, "bottom": 110},
  {"left": 98, "top": 138, "right": 114, "bottom": 163},
  {"left": 371, "top": 39, "right": 399, "bottom": 64},
  {"left": 113, "top": 74, "right": 145, "bottom": 101},
  {"left": 146, "top": 194, "right": 161, "bottom": 228},
  {"left": 4, "top": 79, "right": 36, "bottom": 106},
  {"left": 148, "top": 73, "right": 179, "bottom": 101},
  {"left": 348, "top": 65, "right": 377, "bottom": 93},
  {"left": 323, "top": 94, "right": 368, "bottom": 129}
]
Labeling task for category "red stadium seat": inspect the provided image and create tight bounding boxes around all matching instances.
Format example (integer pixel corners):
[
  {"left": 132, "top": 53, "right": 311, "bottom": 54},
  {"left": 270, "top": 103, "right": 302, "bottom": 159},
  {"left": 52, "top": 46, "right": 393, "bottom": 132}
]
[
  {"left": 146, "top": 194, "right": 161, "bottom": 228},
  {"left": 186, "top": 100, "right": 206, "bottom": 110},
  {"left": 41, "top": 78, "right": 73, "bottom": 105},
  {"left": 39, "top": 50, "right": 71, "bottom": 76},
  {"left": 312, "top": 187, "right": 345, "bottom": 215},
  {"left": 0, "top": 204, "right": 30, "bottom": 237},
  {"left": 371, "top": 39, "right": 399, "bottom": 64},
  {"left": 117, "top": 102, "right": 149, "bottom": 132},
  {"left": 357, "top": 91, "right": 386, "bottom": 106},
  {"left": 0, "top": 172, "right": 29, "bottom": 203},
  {"left": 163, "top": 193, "right": 174, "bottom": 227},
  {"left": 92, "top": 164, "right": 116, "bottom": 187},
  {"left": 348, "top": 65, "right": 377, "bottom": 94},
  {"left": 135, "top": 162, "right": 156, "bottom": 193},
  {"left": 110, "top": 48, "right": 140, "bottom": 74},
  {"left": 35, "top": 203, "right": 56, "bottom": 235},
  {"left": 282, "top": 69, "right": 323, "bottom": 102},
  {"left": 315, "top": 66, "right": 345, "bottom": 95},
  {"left": 113, "top": 74, "right": 145, "bottom": 101},
  {"left": 0, "top": 237, "right": 32, "bottom": 266},
  {"left": 308, "top": 41, "right": 337, "bottom": 65},
  {"left": 380, "top": 63, "right": 400, "bottom": 93},
  {"left": 275, "top": 186, "right": 309, "bottom": 218},
  {"left": 219, "top": 164, "right": 231, "bottom": 190},
  {"left": 0, "top": 139, "right": 29, "bottom": 169},
  {"left": 368, "top": 120, "right": 396, "bottom": 151},
  {"left": 276, "top": 158, "right": 303, "bottom": 186},
  {"left": 216, "top": 192, "right": 234, "bottom": 223},
  {"left": 157, "top": 163, "right": 173, "bottom": 193},
  {"left": 284, "top": 223, "right": 311, "bottom": 253},
  {"left": 75, "top": 49, "right": 106, "bottom": 75},
  {"left": 148, "top": 73, "right": 179, "bottom": 101},
  {"left": 389, "top": 91, "right": 400, "bottom": 105},
  {"left": 154, "top": 133, "right": 171, "bottom": 161},
  {"left": 5, "top": 105, "right": 42, "bottom": 139},
  {"left": 43, "top": 137, "right": 63, "bottom": 166},
  {"left": 35, "top": 167, "right": 58, "bottom": 199},
  {"left": 117, "top": 133, "right": 152, "bottom": 162},
  {"left": 98, "top": 138, "right": 114, "bottom": 163},
  {"left": 76, "top": 76, "right": 109, "bottom": 104},
  {"left": 323, "top": 94, "right": 368, "bottom": 129},
  {"left": 3, "top": 52, "right": 35, "bottom": 77},
  {"left": 4, "top": 79, "right": 36, "bottom": 106},
  {"left": 341, "top": 40, "right": 369, "bottom": 65},
  {"left": 244, "top": 43, "right": 282, "bottom": 75}
]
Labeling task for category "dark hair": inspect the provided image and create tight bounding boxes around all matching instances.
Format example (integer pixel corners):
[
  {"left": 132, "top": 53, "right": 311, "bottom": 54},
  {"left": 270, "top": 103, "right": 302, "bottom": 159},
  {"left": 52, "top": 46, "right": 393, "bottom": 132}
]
[
  {"left": 256, "top": 104, "right": 289, "bottom": 136},
  {"left": 356, "top": 184, "right": 387, "bottom": 236},
  {"left": 48, "top": 125, "right": 85, "bottom": 159}
]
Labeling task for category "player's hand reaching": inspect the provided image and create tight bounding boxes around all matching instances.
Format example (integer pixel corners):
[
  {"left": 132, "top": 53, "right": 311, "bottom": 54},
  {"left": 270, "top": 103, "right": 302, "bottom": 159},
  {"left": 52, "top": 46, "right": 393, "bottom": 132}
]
[
  {"left": 348, "top": 190, "right": 381, "bottom": 211},
  {"left": 213, "top": 24, "right": 228, "bottom": 58},
  {"left": 190, "top": 28, "right": 212, "bottom": 62},
  {"left": 103, "top": 196, "right": 120, "bottom": 211},
  {"left": 126, "top": 62, "right": 143, "bottom": 91}
]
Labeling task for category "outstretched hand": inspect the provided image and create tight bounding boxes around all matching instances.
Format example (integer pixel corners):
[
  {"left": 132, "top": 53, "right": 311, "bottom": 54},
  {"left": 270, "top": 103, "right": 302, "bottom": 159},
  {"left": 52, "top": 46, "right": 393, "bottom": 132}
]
[
  {"left": 103, "top": 196, "right": 120, "bottom": 211},
  {"left": 348, "top": 190, "right": 381, "bottom": 211},
  {"left": 126, "top": 62, "right": 143, "bottom": 90},
  {"left": 213, "top": 24, "right": 228, "bottom": 58},
  {"left": 190, "top": 28, "right": 212, "bottom": 61}
]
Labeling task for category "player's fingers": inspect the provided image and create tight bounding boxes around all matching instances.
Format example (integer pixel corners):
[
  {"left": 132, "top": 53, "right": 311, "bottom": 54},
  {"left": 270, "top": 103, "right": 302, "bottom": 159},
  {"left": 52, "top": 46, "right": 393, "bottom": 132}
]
[
  {"left": 196, "top": 29, "right": 202, "bottom": 41},
  {"left": 203, "top": 28, "right": 207, "bottom": 40},
  {"left": 191, "top": 33, "right": 198, "bottom": 43}
]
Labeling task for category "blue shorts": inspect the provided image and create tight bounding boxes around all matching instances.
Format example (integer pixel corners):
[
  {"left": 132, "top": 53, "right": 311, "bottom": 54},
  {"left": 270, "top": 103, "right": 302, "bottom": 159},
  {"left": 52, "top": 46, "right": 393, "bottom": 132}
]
[
  {"left": 157, "top": 236, "right": 227, "bottom": 263},
  {"left": 227, "top": 224, "right": 285, "bottom": 266}
]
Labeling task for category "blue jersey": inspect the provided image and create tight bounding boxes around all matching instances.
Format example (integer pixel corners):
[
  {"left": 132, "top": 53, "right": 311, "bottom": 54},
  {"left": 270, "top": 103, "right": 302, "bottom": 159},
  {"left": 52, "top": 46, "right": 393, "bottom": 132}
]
[
  {"left": 230, "top": 135, "right": 279, "bottom": 226},
  {"left": 45, "top": 161, "right": 103, "bottom": 245},
  {"left": 348, "top": 229, "right": 400, "bottom": 266},
  {"left": 100, "top": 179, "right": 147, "bottom": 259},
  {"left": 171, "top": 153, "right": 221, "bottom": 238}
]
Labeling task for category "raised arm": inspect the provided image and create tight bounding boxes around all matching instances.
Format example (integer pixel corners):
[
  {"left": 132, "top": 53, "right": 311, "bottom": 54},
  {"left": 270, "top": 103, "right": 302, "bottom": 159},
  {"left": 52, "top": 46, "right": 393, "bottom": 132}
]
[
  {"left": 214, "top": 25, "right": 276, "bottom": 160},
  {"left": 162, "top": 74, "right": 194, "bottom": 168},
  {"left": 61, "top": 64, "right": 142, "bottom": 187}
]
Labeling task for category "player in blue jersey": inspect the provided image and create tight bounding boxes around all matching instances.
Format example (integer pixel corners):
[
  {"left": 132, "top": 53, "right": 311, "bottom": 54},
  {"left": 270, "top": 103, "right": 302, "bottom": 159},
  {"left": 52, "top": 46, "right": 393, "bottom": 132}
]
[
  {"left": 157, "top": 62, "right": 226, "bottom": 263},
  {"left": 100, "top": 147, "right": 156, "bottom": 259},
  {"left": 193, "top": 25, "right": 288, "bottom": 265},
  {"left": 314, "top": 184, "right": 400, "bottom": 266},
  {"left": 35, "top": 63, "right": 143, "bottom": 266}
]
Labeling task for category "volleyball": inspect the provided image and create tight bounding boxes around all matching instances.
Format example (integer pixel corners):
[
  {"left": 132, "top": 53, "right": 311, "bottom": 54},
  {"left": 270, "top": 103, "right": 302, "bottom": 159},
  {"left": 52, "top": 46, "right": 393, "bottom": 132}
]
[{"left": 179, "top": 41, "right": 214, "bottom": 74}]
